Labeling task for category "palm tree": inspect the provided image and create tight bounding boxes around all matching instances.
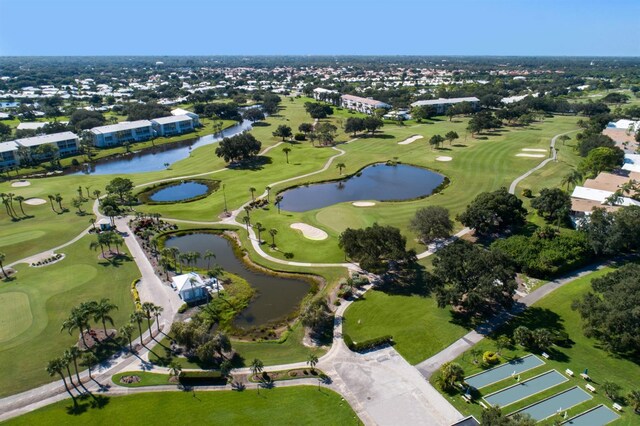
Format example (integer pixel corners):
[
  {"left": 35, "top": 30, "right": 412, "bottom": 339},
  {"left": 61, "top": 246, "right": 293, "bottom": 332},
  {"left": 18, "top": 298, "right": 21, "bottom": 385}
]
[
  {"left": 269, "top": 228, "right": 278, "bottom": 247},
  {"left": 561, "top": 170, "right": 582, "bottom": 190},
  {"left": 178, "top": 253, "right": 189, "bottom": 273},
  {"left": 282, "top": 146, "right": 291, "bottom": 163},
  {"left": 89, "top": 218, "right": 96, "bottom": 232},
  {"left": 141, "top": 302, "right": 156, "bottom": 335},
  {"left": 111, "top": 233, "right": 124, "bottom": 255},
  {"left": 48, "top": 195, "right": 57, "bottom": 213},
  {"left": 275, "top": 195, "right": 283, "bottom": 214},
  {"left": 250, "top": 358, "right": 264, "bottom": 393},
  {"left": 66, "top": 346, "right": 83, "bottom": 387},
  {"left": 307, "top": 353, "right": 318, "bottom": 373},
  {"left": 242, "top": 215, "right": 251, "bottom": 231},
  {"left": 82, "top": 351, "right": 100, "bottom": 385},
  {"left": 14, "top": 195, "right": 26, "bottom": 216},
  {"left": 89, "top": 237, "right": 106, "bottom": 258},
  {"left": 55, "top": 193, "right": 64, "bottom": 211},
  {"left": 336, "top": 162, "right": 346, "bottom": 175},
  {"left": 559, "top": 134, "right": 571, "bottom": 146},
  {"left": 249, "top": 187, "right": 256, "bottom": 202},
  {"left": 436, "top": 361, "right": 465, "bottom": 391},
  {"left": 93, "top": 189, "right": 101, "bottom": 202},
  {"left": 244, "top": 206, "right": 251, "bottom": 221},
  {"left": 204, "top": 250, "right": 216, "bottom": 270},
  {"left": 0, "top": 252, "right": 7, "bottom": 278},
  {"left": 153, "top": 305, "right": 164, "bottom": 333},
  {"left": 61, "top": 308, "right": 91, "bottom": 350},
  {"left": 265, "top": 186, "right": 271, "bottom": 202},
  {"left": 254, "top": 222, "right": 265, "bottom": 243},
  {"left": 93, "top": 298, "right": 118, "bottom": 336},
  {"left": 130, "top": 311, "right": 146, "bottom": 345},
  {"left": 169, "top": 360, "right": 182, "bottom": 380},
  {"left": 46, "top": 358, "right": 77, "bottom": 407},
  {"left": 119, "top": 323, "right": 135, "bottom": 352},
  {"left": 190, "top": 251, "right": 201, "bottom": 271},
  {"left": 62, "top": 350, "right": 77, "bottom": 388}
]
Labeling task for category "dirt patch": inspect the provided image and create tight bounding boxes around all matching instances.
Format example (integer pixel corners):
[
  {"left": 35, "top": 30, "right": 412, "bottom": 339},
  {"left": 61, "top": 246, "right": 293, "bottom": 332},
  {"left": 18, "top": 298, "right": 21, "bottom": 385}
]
[
  {"left": 120, "top": 375, "right": 141, "bottom": 384},
  {"left": 290, "top": 223, "right": 328, "bottom": 240},
  {"left": 78, "top": 328, "right": 116, "bottom": 350}
]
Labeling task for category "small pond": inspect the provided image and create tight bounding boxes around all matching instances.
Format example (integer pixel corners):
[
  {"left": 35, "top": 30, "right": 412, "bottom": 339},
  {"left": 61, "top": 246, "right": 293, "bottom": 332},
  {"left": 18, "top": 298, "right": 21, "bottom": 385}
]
[
  {"left": 149, "top": 181, "right": 209, "bottom": 203},
  {"left": 278, "top": 163, "right": 445, "bottom": 212},
  {"left": 164, "top": 233, "right": 311, "bottom": 328}
]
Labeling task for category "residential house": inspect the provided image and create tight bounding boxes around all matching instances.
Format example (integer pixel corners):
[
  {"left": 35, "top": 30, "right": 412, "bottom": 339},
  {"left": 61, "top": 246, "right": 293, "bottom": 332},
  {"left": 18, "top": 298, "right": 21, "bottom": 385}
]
[
  {"left": 411, "top": 97, "right": 480, "bottom": 114},
  {"left": 0, "top": 141, "right": 20, "bottom": 168},
  {"left": 151, "top": 115, "right": 195, "bottom": 137},
  {"left": 14, "top": 131, "right": 79, "bottom": 161},
  {"left": 172, "top": 272, "right": 209, "bottom": 303},
  {"left": 340, "top": 94, "right": 390, "bottom": 114},
  {"left": 90, "top": 120, "right": 153, "bottom": 147}
]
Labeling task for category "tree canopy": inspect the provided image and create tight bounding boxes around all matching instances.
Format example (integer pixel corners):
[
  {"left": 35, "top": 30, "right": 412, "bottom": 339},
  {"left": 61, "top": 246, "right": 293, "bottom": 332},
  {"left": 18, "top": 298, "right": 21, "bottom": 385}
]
[
  {"left": 214, "top": 131, "right": 261, "bottom": 163},
  {"left": 304, "top": 102, "right": 333, "bottom": 119},
  {"left": 410, "top": 206, "right": 453, "bottom": 244},
  {"left": 578, "top": 146, "right": 625, "bottom": 177},
  {"left": 531, "top": 188, "right": 571, "bottom": 221},
  {"left": 458, "top": 188, "right": 527, "bottom": 235},
  {"left": 69, "top": 109, "right": 106, "bottom": 131},
  {"left": 126, "top": 103, "right": 171, "bottom": 121}
]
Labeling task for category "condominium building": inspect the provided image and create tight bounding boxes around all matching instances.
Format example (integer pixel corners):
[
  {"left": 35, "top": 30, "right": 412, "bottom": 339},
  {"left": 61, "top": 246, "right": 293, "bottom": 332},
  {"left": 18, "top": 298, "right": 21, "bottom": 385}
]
[
  {"left": 15, "top": 131, "right": 79, "bottom": 160},
  {"left": 90, "top": 120, "right": 153, "bottom": 147},
  {"left": 151, "top": 115, "right": 195, "bottom": 137},
  {"left": 411, "top": 97, "right": 480, "bottom": 114},
  {"left": 171, "top": 108, "right": 200, "bottom": 126},
  {"left": 0, "top": 141, "right": 20, "bottom": 168},
  {"left": 340, "top": 94, "right": 390, "bottom": 114}
]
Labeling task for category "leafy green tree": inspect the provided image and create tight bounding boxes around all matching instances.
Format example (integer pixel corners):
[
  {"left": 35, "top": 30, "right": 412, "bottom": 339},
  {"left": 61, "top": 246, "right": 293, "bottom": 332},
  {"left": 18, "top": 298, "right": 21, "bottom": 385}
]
[
  {"left": 242, "top": 107, "right": 265, "bottom": 123},
  {"left": 215, "top": 131, "right": 261, "bottom": 163},
  {"left": 458, "top": 188, "right": 527, "bottom": 235},
  {"left": 410, "top": 105, "right": 436, "bottom": 122},
  {"left": 429, "top": 134, "right": 444, "bottom": 149},
  {"left": 579, "top": 207, "right": 615, "bottom": 255},
  {"left": 344, "top": 117, "right": 365, "bottom": 136},
  {"left": 410, "top": 206, "right": 453, "bottom": 244},
  {"left": 298, "top": 122, "right": 314, "bottom": 134},
  {"left": 602, "top": 380, "right": 621, "bottom": 400},
  {"left": 105, "top": 177, "right": 134, "bottom": 205},
  {"left": 363, "top": 116, "right": 384, "bottom": 135},
  {"left": 436, "top": 361, "right": 464, "bottom": 391},
  {"left": 272, "top": 124, "right": 292, "bottom": 141},
  {"left": 531, "top": 188, "right": 571, "bottom": 222},
  {"left": 300, "top": 299, "right": 333, "bottom": 338},
  {"left": 433, "top": 240, "right": 517, "bottom": 316},
  {"left": 628, "top": 390, "right": 640, "bottom": 413},
  {"left": 444, "top": 131, "right": 459, "bottom": 145},
  {"left": 578, "top": 146, "right": 625, "bottom": 177}
]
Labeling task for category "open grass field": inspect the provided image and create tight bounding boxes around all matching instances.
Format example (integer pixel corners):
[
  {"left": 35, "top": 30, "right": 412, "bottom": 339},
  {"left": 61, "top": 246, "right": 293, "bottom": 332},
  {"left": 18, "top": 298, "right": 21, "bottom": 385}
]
[
  {"left": 342, "top": 290, "right": 469, "bottom": 365},
  {"left": 5, "top": 386, "right": 361, "bottom": 425},
  {"left": 431, "top": 265, "right": 640, "bottom": 425},
  {"left": 0, "top": 235, "right": 139, "bottom": 397}
]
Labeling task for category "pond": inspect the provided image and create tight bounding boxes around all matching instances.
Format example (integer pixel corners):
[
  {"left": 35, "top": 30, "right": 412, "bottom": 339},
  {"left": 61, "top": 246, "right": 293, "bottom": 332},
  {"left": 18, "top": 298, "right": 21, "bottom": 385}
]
[
  {"left": 148, "top": 181, "right": 209, "bottom": 203},
  {"left": 278, "top": 163, "right": 445, "bottom": 212},
  {"left": 74, "top": 118, "right": 254, "bottom": 175},
  {"left": 164, "top": 233, "right": 311, "bottom": 328}
]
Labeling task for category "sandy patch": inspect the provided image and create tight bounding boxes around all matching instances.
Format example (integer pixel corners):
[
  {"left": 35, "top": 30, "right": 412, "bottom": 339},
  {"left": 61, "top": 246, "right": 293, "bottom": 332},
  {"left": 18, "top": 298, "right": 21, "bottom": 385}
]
[
  {"left": 24, "top": 198, "right": 47, "bottom": 205},
  {"left": 398, "top": 135, "right": 423, "bottom": 145},
  {"left": 521, "top": 148, "right": 547, "bottom": 152},
  {"left": 290, "top": 223, "right": 328, "bottom": 241},
  {"left": 352, "top": 201, "right": 376, "bottom": 207},
  {"left": 11, "top": 180, "right": 30, "bottom": 187},
  {"left": 435, "top": 156, "right": 453, "bottom": 162},
  {"left": 516, "top": 153, "right": 545, "bottom": 158}
]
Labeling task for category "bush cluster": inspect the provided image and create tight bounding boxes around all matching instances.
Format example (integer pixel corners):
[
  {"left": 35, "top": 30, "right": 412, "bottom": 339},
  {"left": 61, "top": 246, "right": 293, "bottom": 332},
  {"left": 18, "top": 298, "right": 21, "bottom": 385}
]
[
  {"left": 483, "top": 351, "right": 500, "bottom": 365},
  {"left": 343, "top": 334, "right": 393, "bottom": 352},
  {"left": 31, "top": 253, "right": 63, "bottom": 267},
  {"left": 131, "top": 278, "right": 141, "bottom": 310}
]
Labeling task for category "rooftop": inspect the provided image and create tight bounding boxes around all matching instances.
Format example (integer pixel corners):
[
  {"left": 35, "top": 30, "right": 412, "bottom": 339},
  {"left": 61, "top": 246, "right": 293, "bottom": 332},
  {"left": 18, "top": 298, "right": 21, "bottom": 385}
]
[
  {"left": 90, "top": 120, "right": 152, "bottom": 135},
  {"left": 16, "top": 122, "right": 47, "bottom": 130},
  {"left": 411, "top": 97, "right": 480, "bottom": 107},
  {"left": 172, "top": 272, "right": 205, "bottom": 293},
  {"left": 341, "top": 94, "right": 389, "bottom": 107},
  {"left": 151, "top": 114, "right": 193, "bottom": 125},
  {"left": 622, "top": 154, "right": 640, "bottom": 173},
  {"left": 0, "top": 141, "right": 19, "bottom": 153},
  {"left": 14, "top": 131, "right": 78, "bottom": 148}
]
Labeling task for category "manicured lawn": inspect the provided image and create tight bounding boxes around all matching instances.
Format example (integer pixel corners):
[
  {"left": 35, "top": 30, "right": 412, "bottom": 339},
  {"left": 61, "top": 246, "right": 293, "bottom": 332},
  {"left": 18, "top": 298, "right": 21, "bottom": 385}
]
[
  {"left": 431, "top": 265, "right": 640, "bottom": 426},
  {"left": 342, "top": 290, "right": 469, "bottom": 365},
  {"left": 5, "top": 387, "right": 361, "bottom": 425},
  {"left": 0, "top": 235, "right": 139, "bottom": 397}
]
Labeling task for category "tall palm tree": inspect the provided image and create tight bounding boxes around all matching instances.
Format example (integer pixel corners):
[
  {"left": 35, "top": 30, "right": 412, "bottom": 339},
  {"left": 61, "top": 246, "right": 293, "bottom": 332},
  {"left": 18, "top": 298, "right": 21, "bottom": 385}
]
[
  {"left": 89, "top": 237, "right": 106, "bottom": 258},
  {"left": 62, "top": 350, "right": 77, "bottom": 388},
  {"left": 249, "top": 187, "right": 256, "bottom": 202},
  {"left": 168, "top": 360, "right": 182, "bottom": 380},
  {"left": 178, "top": 253, "right": 189, "bottom": 273},
  {"left": 48, "top": 195, "right": 57, "bottom": 213},
  {"left": 141, "top": 302, "right": 156, "bottom": 335},
  {"left": 254, "top": 222, "right": 265, "bottom": 243},
  {"left": 14, "top": 195, "right": 26, "bottom": 216},
  {"left": 275, "top": 195, "right": 283, "bottom": 214},
  {"left": 250, "top": 358, "right": 264, "bottom": 393},
  {"left": 0, "top": 252, "right": 7, "bottom": 278},
  {"left": 269, "top": 228, "right": 278, "bottom": 247},
  {"left": 152, "top": 305, "right": 164, "bottom": 333},
  {"left": 82, "top": 351, "right": 100, "bottom": 385},
  {"left": 61, "top": 308, "right": 91, "bottom": 350},
  {"left": 244, "top": 206, "right": 251, "bottom": 221},
  {"left": 119, "top": 323, "right": 135, "bottom": 352},
  {"left": 110, "top": 233, "right": 124, "bottom": 255},
  {"left": 190, "top": 251, "right": 201, "bottom": 270},
  {"left": 307, "top": 353, "right": 319, "bottom": 373},
  {"left": 46, "top": 358, "right": 76, "bottom": 407},
  {"left": 265, "top": 186, "right": 271, "bottom": 202},
  {"left": 55, "top": 193, "right": 64, "bottom": 211},
  {"left": 130, "top": 311, "right": 146, "bottom": 345},
  {"left": 561, "top": 170, "right": 582, "bottom": 190},
  {"left": 93, "top": 298, "right": 118, "bottom": 336},
  {"left": 282, "top": 146, "right": 291, "bottom": 163},
  {"left": 66, "top": 346, "right": 83, "bottom": 387},
  {"left": 242, "top": 215, "right": 251, "bottom": 231},
  {"left": 93, "top": 189, "right": 101, "bottom": 202},
  {"left": 204, "top": 250, "right": 216, "bottom": 270},
  {"left": 336, "top": 162, "right": 346, "bottom": 175},
  {"left": 89, "top": 218, "right": 96, "bottom": 232}
]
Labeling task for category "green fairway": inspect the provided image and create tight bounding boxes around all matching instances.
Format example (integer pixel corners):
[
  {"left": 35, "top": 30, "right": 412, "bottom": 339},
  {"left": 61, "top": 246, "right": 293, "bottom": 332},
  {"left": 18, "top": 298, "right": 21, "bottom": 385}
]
[
  {"left": 0, "top": 236, "right": 139, "bottom": 397},
  {"left": 342, "top": 290, "right": 469, "bottom": 364},
  {"left": 5, "top": 387, "right": 361, "bottom": 425},
  {"left": 431, "top": 265, "right": 640, "bottom": 425}
]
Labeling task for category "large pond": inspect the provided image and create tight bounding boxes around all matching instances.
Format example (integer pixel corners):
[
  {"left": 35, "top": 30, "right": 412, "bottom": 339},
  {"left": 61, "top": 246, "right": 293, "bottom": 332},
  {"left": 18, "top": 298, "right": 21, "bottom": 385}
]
[
  {"left": 149, "top": 181, "right": 209, "bottom": 202},
  {"left": 74, "top": 118, "right": 253, "bottom": 175},
  {"left": 164, "top": 232, "right": 311, "bottom": 328},
  {"left": 278, "top": 163, "right": 445, "bottom": 212}
]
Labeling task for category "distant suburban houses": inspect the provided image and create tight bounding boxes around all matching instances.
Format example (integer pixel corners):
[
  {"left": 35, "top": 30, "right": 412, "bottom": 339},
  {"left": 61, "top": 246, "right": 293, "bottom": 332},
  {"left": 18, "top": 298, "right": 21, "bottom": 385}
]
[{"left": 411, "top": 97, "right": 480, "bottom": 114}]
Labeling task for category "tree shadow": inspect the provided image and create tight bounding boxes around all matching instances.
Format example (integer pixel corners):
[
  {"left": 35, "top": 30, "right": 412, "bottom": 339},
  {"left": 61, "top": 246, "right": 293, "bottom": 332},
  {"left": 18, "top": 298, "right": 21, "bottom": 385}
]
[
  {"left": 252, "top": 122, "right": 271, "bottom": 127},
  {"left": 228, "top": 156, "right": 272, "bottom": 171}
]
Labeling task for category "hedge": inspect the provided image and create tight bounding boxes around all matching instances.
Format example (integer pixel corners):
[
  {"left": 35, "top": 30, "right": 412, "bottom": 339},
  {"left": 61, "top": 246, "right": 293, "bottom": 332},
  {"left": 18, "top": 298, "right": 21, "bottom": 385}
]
[
  {"left": 131, "top": 278, "right": 141, "bottom": 310},
  {"left": 178, "top": 370, "right": 226, "bottom": 386},
  {"left": 343, "top": 334, "right": 393, "bottom": 352}
]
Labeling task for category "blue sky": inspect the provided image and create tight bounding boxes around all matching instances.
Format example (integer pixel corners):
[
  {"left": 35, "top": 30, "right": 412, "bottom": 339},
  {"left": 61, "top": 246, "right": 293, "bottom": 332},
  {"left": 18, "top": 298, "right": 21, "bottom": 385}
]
[{"left": 0, "top": 0, "right": 638, "bottom": 56}]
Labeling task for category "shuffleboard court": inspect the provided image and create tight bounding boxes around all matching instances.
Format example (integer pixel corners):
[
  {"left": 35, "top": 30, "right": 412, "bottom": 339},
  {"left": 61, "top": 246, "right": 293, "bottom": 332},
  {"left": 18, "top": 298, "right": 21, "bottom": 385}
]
[
  {"left": 465, "top": 354, "right": 544, "bottom": 389},
  {"left": 484, "top": 370, "right": 567, "bottom": 407},
  {"left": 562, "top": 405, "right": 620, "bottom": 426},
  {"left": 512, "top": 387, "right": 592, "bottom": 421}
]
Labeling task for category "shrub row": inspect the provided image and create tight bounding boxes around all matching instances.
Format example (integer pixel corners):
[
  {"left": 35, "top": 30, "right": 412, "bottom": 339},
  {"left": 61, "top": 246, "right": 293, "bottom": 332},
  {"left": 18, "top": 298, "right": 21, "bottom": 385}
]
[
  {"left": 131, "top": 278, "right": 141, "bottom": 310},
  {"left": 179, "top": 370, "right": 225, "bottom": 386},
  {"left": 31, "top": 253, "right": 63, "bottom": 267},
  {"left": 343, "top": 334, "right": 393, "bottom": 352}
]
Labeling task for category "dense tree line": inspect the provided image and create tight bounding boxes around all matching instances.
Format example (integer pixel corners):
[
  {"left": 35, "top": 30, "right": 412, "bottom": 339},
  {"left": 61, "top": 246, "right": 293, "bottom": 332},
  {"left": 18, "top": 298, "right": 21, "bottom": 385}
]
[
  {"left": 126, "top": 103, "right": 171, "bottom": 121},
  {"left": 458, "top": 188, "right": 527, "bottom": 235}
]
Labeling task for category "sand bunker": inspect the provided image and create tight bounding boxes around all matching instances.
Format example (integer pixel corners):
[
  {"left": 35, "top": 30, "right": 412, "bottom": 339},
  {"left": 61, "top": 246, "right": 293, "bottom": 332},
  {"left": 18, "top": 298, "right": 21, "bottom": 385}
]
[
  {"left": 398, "top": 135, "right": 424, "bottom": 145},
  {"left": 24, "top": 198, "right": 47, "bottom": 205},
  {"left": 435, "top": 156, "right": 453, "bottom": 162},
  {"left": 11, "top": 180, "right": 30, "bottom": 187},
  {"left": 352, "top": 201, "right": 376, "bottom": 207},
  {"left": 290, "top": 223, "right": 328, "bottom": 241},
  {"left": 521, "top": 148, "right": 547, "bottom": 152},
  {"left": 516, "top": 153, "right": 545, "bottom": 158}
]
